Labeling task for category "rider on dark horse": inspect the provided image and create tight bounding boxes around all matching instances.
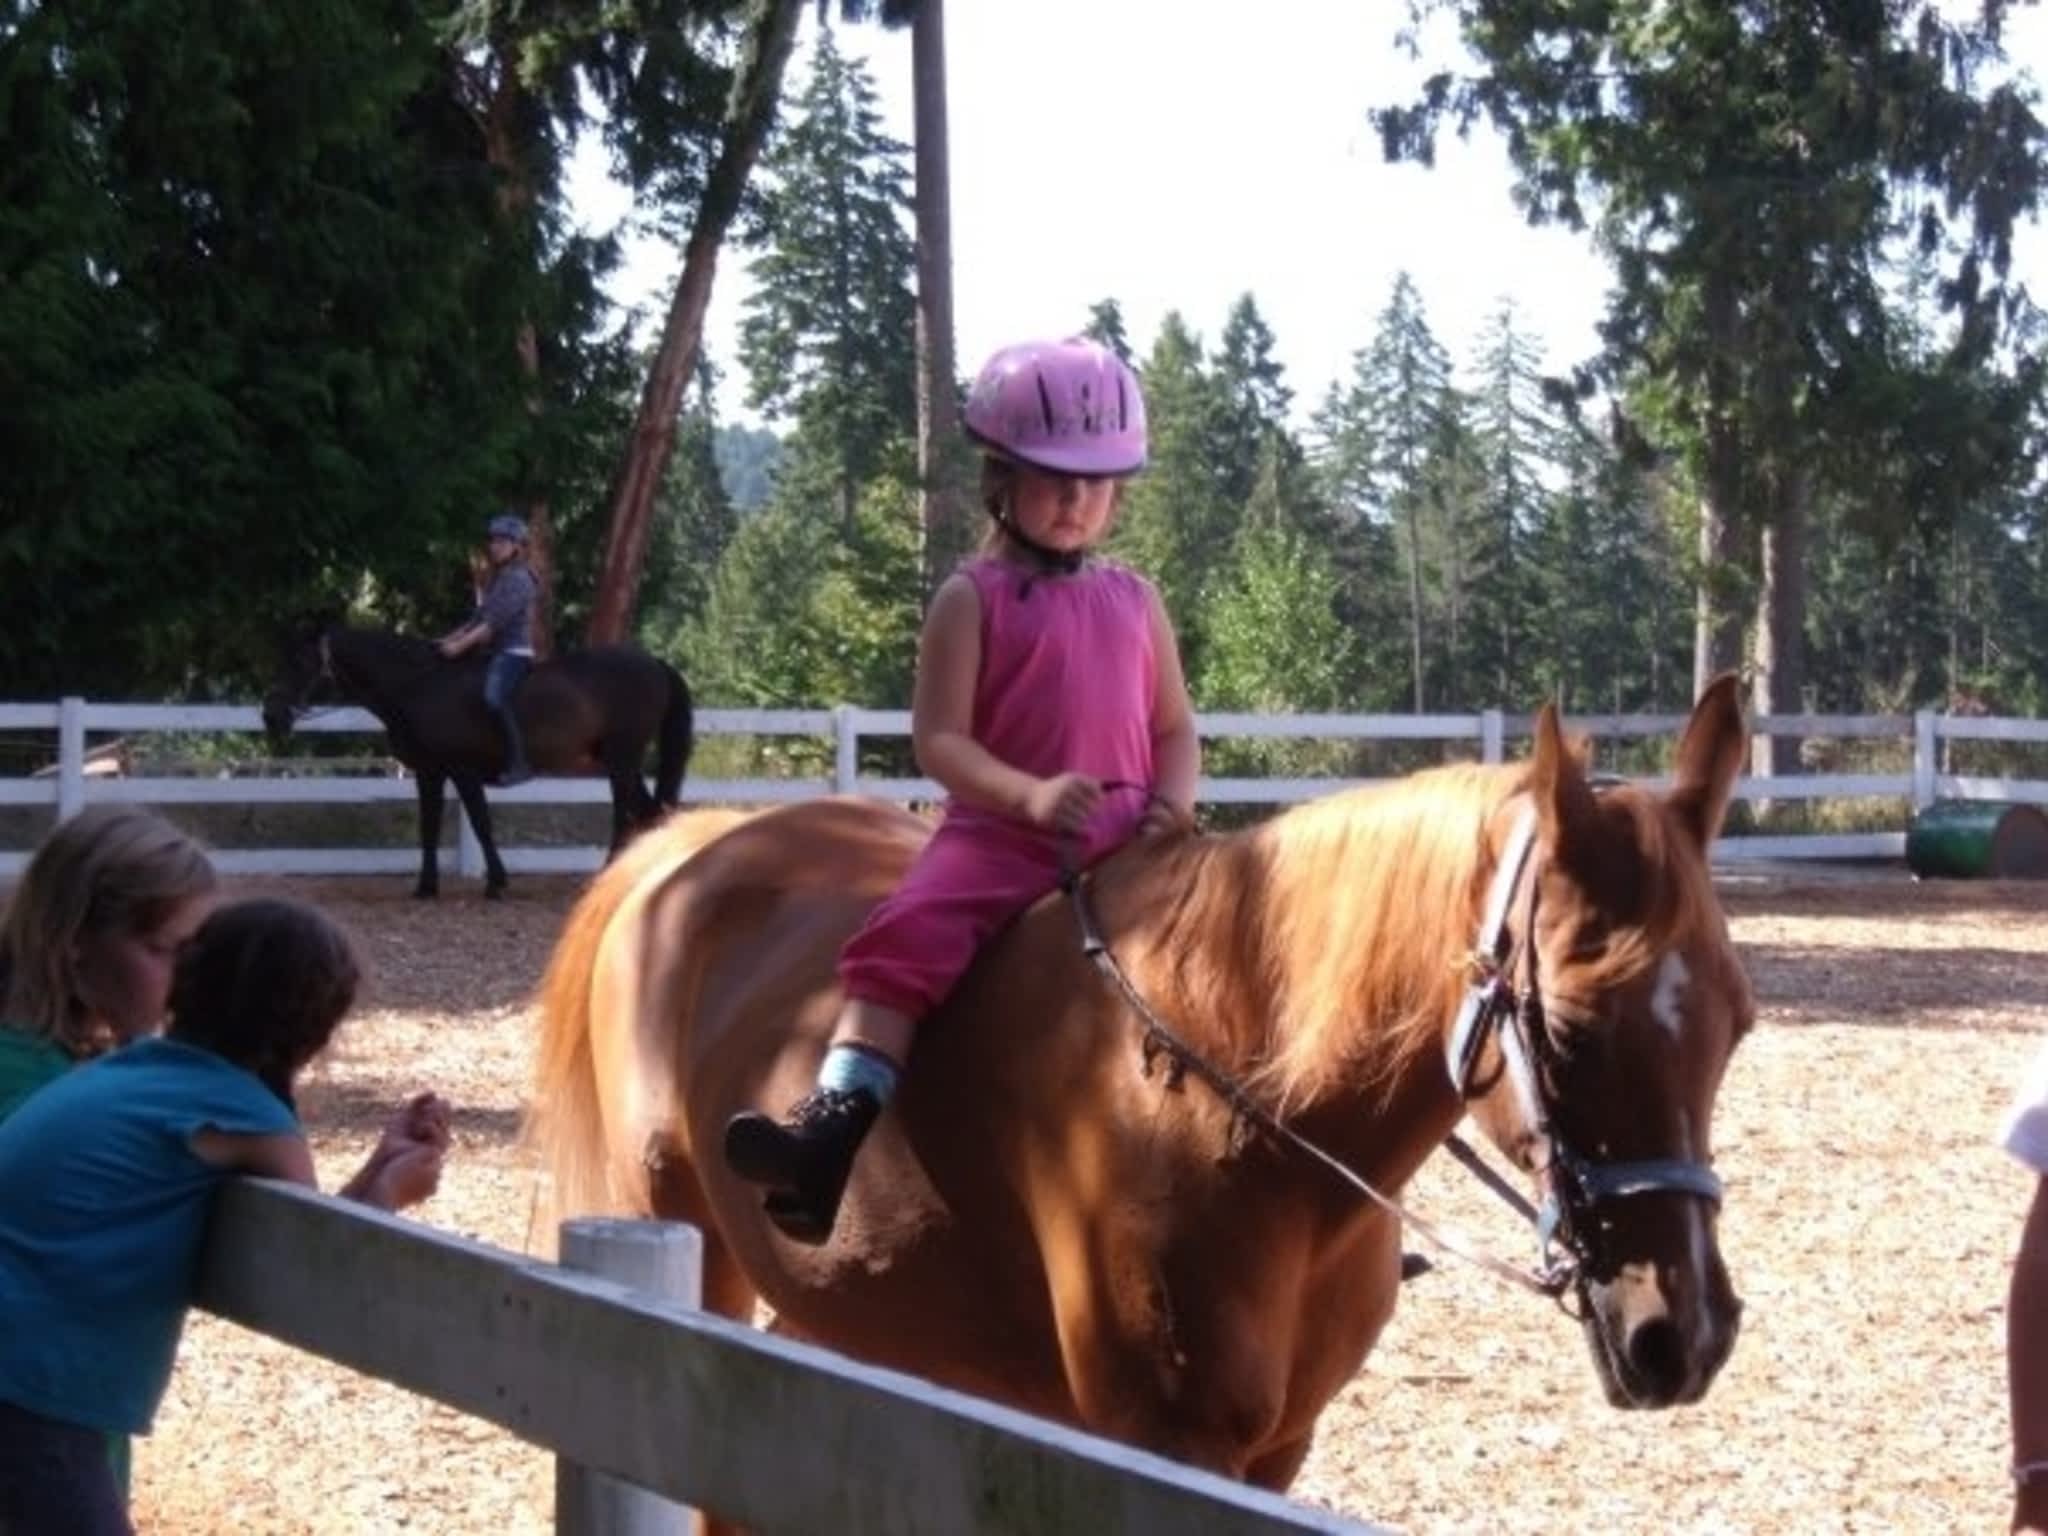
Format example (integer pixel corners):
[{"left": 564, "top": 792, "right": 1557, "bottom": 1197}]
[{"left": 437, "top": 513, "right": 539, "bottom": 788}]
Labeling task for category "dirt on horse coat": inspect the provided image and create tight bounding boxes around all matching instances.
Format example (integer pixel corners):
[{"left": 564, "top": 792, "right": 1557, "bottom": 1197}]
[{"left": 532, "top": 680, "right": 1754, "bottom": 1516}]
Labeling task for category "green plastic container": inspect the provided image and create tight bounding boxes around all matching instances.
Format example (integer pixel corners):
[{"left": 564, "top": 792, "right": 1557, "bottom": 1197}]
[{"left": 1905, "top": 800, "right": 2048, "bottom": 879}]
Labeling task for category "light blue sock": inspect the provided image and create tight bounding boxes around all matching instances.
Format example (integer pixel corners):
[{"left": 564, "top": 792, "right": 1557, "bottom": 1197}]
[{"left": 818, "top": 1043, "right": 900, "bottom": 1105}]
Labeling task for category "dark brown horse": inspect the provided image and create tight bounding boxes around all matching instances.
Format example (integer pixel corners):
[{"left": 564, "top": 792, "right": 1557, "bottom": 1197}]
[
  {"left": 533, "top": 679, "right": 1754, "bottom": 1529},
  {"left": 262, "top": 622, "right": 693, "bottom": 898}
]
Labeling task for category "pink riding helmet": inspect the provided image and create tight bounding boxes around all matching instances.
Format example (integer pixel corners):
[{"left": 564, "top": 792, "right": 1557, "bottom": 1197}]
[{"left": 962, "top": 338, "right": 1148, "bottom": 477}]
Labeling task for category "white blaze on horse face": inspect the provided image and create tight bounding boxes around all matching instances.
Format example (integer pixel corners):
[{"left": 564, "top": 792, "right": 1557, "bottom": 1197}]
[{"left": 1651, "top": 951, "right": 1691, "bottom": 1040}]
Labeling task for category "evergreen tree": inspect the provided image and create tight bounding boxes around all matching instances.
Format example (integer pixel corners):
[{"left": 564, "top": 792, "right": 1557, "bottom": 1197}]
[
  {"left": 1212, "top": 294, "right": 1295, "bottom": 509},
  {"left": 1416, "top": 395, "right": 1492, "bottom": 706},
  {"left": 1316, "top": 273, "right": 1454, "bottom": 709},
  {"left": 0, "top": 0, "right": 544, "bottom": 694},
  {"left": 1198, "top": 523, "right": 1366, "bottom": 779},
  {"left": 1112, "top": 313, "right": 1234, "bottom": 661},
  {"left": 1526, "top": 421, "right": 1690, "bottom": 713},
  {"left": 713, "top": 424, "right": 787, "bottom": 511},
  {"left": 641, "top": 358, "right": 741, "bottom": 642},
  {"left": 1083, "top": 298, "right": 1134, "bottom": 364},
  {"left": 738, "top": 23, "right": 917, "bottom": 534},
  {"left": 1379, "top": 0, "right": 2046, "bottom": 746}
]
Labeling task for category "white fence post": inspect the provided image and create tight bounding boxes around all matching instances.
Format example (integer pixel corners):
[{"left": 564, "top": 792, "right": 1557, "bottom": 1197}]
[
  {"left": 1912, "top": 710, "right": 1938, "bottom": 809},
  {"left": 1480, "top": 709, "right": 1504, "bottom": 765},
  {"left": 456, "top": 803, "right": 483, "bottom": 880},
  {"left": 833, "top": 704, "right": 858, "bottom": 795},
  {"left": 56, "top": 696, "right": 86, "bottom": 822},
  {"left": 556, "top": 1218, "right": 703, "bottom": 1536}
]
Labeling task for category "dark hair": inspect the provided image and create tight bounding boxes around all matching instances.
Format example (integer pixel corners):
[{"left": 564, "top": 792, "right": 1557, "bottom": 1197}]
[{"left": 164, "top": 899, "right": 361, "bottom": 1101}]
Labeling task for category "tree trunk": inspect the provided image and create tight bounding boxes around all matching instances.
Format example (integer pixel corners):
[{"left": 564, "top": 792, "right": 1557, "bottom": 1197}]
[
  {"left": 1751, "top": 477, "right": 1807, "bottom": 781},
  {"left": 1402, "top": 497, "right": 1426, "bottom": 712},
  {"left": 912, "top": 0, "right": 964, "bottom": 600},
  {"left": 1694, "top": 273, "right": 1745, "bottom": 699},
  {"left": 586, "top": 0, "right": 804, "bottom": 647},
  {"left": 1749, "top": 275, "right": 1808, "bottom": 786},
  {"left": 482, "top": 53, "right": 556, "bottom": 657}
]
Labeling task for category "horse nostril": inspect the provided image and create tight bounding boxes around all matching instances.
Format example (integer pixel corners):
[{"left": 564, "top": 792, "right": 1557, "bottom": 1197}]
[{"left": 1626, "top": 1316, "right": 1687, "bottom": 1400}]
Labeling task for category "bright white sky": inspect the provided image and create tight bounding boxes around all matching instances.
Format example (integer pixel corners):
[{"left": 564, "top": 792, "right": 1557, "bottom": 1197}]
[{"left": 568, "top": 1, "right": 2047, "bottom": 430}]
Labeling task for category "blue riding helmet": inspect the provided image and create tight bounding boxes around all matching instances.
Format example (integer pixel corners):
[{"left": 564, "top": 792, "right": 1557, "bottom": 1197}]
[{"left": 487, "top": 513, "right": 529, "bottom": 543}]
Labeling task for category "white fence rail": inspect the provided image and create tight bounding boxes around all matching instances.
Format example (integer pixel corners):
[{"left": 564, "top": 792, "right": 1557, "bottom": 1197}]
[
  {"left": 198, "top": 1181, "right": 1374, "bottom": 1535},
  {"left": 4, "top": 698, "right": 2047, "bottom": 879}
]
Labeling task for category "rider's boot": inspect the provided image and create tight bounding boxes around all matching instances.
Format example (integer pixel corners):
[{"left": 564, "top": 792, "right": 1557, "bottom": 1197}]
[
  {"left": 495, "top": 711, "right": 533, "bottom": 788},
  {"left": 723, "top": 1086, "right": 881, "bottom": 1245}
]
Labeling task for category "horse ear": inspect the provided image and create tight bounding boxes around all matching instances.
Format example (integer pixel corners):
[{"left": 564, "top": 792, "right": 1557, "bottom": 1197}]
[
  {"left": 1667, "top": 672, "right": 1748, "bottom": 848},
  {"left": 1530, "top": 700, "right": 1601, "bottom": 853}
]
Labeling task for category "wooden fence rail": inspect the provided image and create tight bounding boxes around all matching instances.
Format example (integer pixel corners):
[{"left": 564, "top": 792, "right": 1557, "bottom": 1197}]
[
  {"left": 197, "top": 1182, "right": 1376, "bottom": 1535},
  {"left": 5, "top": 698, "right": 2047, "bottom": 879}
]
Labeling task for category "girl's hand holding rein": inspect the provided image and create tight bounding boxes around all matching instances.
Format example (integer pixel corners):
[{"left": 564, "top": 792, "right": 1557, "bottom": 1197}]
[
  {"left": 1023, "top": 773, "right": 1105, "bottom": 836},
  {"left": 1136, "top": 795, "right": 1194, "bottom": 839}
]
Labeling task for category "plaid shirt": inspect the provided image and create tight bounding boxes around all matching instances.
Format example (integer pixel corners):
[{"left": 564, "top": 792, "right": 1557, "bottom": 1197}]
[{"left": 474, "top": 563, "right": 538, "bottom": 655}]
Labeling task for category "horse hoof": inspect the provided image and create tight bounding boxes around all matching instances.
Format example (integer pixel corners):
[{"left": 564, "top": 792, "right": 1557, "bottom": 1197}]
[
  {"left": 413, "top": 886, "right": 438, "bottom": 901},
  {"left": 485, "top": 884, "right": 507, "bottom": 902}
]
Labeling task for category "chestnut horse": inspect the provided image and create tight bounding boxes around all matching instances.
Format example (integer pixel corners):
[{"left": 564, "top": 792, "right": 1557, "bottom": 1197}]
[{"left": 533, "top": 678, "right": 1754, "bottom": 1521}]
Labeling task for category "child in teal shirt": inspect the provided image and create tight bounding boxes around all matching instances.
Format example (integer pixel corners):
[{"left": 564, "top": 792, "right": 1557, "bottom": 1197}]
[{"left": 0, "top": 898, "right": 448, "bottom": 1534}]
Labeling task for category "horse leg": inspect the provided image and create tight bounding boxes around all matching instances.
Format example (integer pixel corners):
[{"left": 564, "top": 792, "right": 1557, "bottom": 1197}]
[
  {"left": 452, "top": 777, "right": 509, "bottom": 900},
  {"left": 413, "top": 773, "right": 446, "bottom": 900},
  {"left": 604, "top": 758, "right": 648, "bottom": 862},
  {"left": 1042, "top": 1212, "right": 1297, "bottom": 1479},
  {"left": 1244, "top": 1434, "right": 1315, "bottom": 1493}
]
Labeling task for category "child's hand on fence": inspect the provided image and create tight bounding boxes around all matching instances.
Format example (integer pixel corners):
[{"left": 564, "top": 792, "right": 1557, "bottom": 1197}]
[
  {"left": 365, "top": 1142, "right": 445, "bottom": 1212},
  {"left": 365, "top": 1093, "right": 453, "bottom": 1186},
  {"left": 397, "top": 1091, "right": 453, "bottom": 1151}
]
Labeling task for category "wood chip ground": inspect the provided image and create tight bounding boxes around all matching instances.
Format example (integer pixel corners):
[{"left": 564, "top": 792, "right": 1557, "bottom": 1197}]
[{"left": 120, "top": 868, "right": 2046, "bottom": 1534}]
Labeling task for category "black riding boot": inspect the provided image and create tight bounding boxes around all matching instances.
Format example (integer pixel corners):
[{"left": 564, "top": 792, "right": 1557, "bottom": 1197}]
[
  {"left": 494, "top": 709, "right": 533, "bottom": 787},
  {"left": 724, "top": 1087, "right": 881, "bottom": 1245}
]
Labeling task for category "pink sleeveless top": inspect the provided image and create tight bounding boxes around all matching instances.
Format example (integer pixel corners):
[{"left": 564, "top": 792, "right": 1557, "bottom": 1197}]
[{"left": 950, "top": 557, "right": 1158, "bottom": 845}]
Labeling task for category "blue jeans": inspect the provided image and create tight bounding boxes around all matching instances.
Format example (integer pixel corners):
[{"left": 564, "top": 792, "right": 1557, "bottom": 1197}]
[
  {"left": 484, "top": 652, "right": 532, "bottom": 772},
  {"left": 0, "top": 1399, "right": 133, "bottom": 1535}
]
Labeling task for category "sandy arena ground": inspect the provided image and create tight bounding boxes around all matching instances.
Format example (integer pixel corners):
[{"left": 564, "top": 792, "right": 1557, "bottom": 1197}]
[{"left": 120, "top": 866, "right": 2048, "bottom": 1535}]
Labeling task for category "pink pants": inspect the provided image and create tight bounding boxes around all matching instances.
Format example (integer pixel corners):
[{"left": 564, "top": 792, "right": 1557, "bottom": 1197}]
[{"left": 837, "top": 808, "right": 1135, "bottom": 1018}]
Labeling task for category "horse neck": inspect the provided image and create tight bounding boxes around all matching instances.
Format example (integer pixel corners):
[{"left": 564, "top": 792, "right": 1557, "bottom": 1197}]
[
  {"left": 1175, "top": 765, "right": 1518, "bottom": 1170},
  {"left": 330, "top": 627, "right": 439, "bottom": 708}
]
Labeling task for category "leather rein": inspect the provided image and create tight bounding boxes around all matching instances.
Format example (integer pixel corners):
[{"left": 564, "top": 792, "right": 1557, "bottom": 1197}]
[{"left": 1060, "top": 790, "right": 1724, "bottom": 1302}]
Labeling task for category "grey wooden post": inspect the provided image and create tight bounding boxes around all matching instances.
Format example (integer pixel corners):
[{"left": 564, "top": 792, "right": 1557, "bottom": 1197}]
[
  {"left": 1912, "top": 709, "right": 1938, "bottom": 810},
  {"left": 556, "top": 1218, "right": 703, "bottom": 1536},
  {"left": 1480, "top": 709, "right": 1505, "bottom": 765},
  {"left": 833, "top": 704, "right": 858, "bottom": 795},
  {"left": 57, "top": 696, "right": 86, "bottom": 822}
]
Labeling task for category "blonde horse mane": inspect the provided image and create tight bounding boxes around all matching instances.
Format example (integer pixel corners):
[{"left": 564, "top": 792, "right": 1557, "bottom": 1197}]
[{"left": 1151, "top": 755, "right": 1720, "bottom": 1115}]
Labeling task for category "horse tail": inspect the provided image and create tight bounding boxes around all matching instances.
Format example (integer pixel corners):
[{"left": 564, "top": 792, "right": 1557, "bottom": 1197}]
[
  {"left": 653, "top": 661, "right": 695, "bottom": 810},
  {"left": 528, "top": 808, "right": 750, "bottom": 1231}
]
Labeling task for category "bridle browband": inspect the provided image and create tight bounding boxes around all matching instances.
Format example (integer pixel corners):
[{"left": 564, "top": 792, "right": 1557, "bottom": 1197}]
[{"left": 1061, "top": 786, "right": 1724, "bottom": 1301}]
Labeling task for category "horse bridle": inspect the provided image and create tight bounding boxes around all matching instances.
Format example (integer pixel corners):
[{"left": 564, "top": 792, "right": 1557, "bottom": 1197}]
[
  {"left": 1063, "top": 787, "right": 1724, "bottom": 1301},
  {"left": 1444, "top": 803, "right": 1725, "bottom": 1292},
  {"left": 276, "top": 631, "right": 342, "bottom": 723}
]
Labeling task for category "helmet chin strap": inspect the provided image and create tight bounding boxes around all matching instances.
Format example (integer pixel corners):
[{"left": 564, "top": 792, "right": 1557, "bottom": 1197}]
[{"left": 992, "top": 511, "right": 1085, "bottom": 574}]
